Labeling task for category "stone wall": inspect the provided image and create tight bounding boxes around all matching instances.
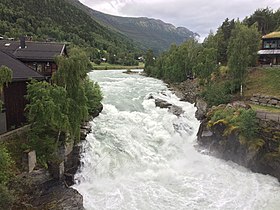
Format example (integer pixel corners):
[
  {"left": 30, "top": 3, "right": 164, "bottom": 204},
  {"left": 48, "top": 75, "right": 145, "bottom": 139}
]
[
  {"left": 256, "top": 111, "right": 280, "bottom": 123},
  {"left": 0, "top": 125, "right": 30, "bottom": 142},
  {"left": 250, "top": 94, "right": 280, "bottom": 108}
]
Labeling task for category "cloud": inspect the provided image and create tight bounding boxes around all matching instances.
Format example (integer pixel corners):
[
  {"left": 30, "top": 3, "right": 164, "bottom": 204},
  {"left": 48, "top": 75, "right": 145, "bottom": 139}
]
[{"left": 79, "top": 0, "right": 280, "bottom": 38}]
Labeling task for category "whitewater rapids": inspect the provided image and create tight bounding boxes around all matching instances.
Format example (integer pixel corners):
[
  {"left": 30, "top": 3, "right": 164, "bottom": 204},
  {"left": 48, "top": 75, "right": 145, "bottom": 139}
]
[{"left": 74, "top": 70, "right": 280, "bottom": 210}]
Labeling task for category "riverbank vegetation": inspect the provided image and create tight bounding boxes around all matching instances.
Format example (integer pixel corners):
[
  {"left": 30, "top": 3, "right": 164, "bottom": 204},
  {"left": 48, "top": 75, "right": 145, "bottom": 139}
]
[
  {"left": 0, "top": 66, "right": 12, "bottom": 111},
  {"left": 0, "top": 144, "right": 15, "bottom": 209},
  {"left": 92, "top": 62, "right": 144, "bottom": 70},
  {"left": 25, "top": 48, "right": 102, "bottom": 166},
  {"left": 144, "top": 7, "right": 280, "bottom": 106},
  {"left": 208, "top": 106, "right": 259, "bottom": 139},
  {"left": 145, "top": 21, "right": 260, "bottom": 106}
]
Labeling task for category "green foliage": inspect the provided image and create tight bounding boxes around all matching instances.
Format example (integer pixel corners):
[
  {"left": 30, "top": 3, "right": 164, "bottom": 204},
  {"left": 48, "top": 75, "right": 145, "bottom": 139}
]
[
  {"left": 53, "top": 48, "right": 91, "bottom": 140},
  {"left": 26, "top": 49, "right": 103, "bottom": 164},
  {"left": 26, "top": 81, "right": 70, "bottom": 133},
  {"left": 215, "top": 18, "right": 236, "bottom": 64},
  {"left": 0, "top": 145, "right": 15, "bottom": 209},
  {"left": 209, "top": 107, "right": 259, "bottom": 138},
  {"left": 144, "top": 49, "right": 155, "bottom": 75},
  {"left": 193, "top": 47, "right": 217, "bottom": 84},
  {"left": 0, "top": 0, "right": 139, "bottom": 61},
  {"left": 86, "top": 7, "right": 197, "bottom": 53},
  {"left": 84, "top": 79, "right": 103, "bottom": 115},
  {"left": 201, "top": 83, "right": 232, "bottom": 106},
  {"left": 0, "top": 184, "right": 14, "bottom": 210},
  {"left": 244, "top": 8, "right": 280, "bottom": 35},
  {"left": 145, "top": 40, "right": 201, "bottom": 83},
  {"left": 0, "top": 65, "right": 12, "bottom": 90},
  {"left": 227, "top": 22, "right": 261, "bottom": 91},
  {"left": 27, "top": 127, "right": 59, "bottom": 166},
  {"left": 25, "top": 81, "right": 70, "bottom": 164},
  {"left": 0, "top": 144, "right": 14, "bottom": 185},
  {"left": 239, "top": 109, "right": 259, "bottom": 138},
  {"left": 0, "top": 65, "right": 12, "bottom": 111}
]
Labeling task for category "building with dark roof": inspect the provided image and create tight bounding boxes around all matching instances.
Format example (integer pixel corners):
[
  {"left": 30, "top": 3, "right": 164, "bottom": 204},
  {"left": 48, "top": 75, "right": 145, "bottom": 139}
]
[
  {"left": 0, "top": 51, "right": 44, "bottom": 134},
  {"left": 0, "top": 37, "right": 67, "bottom": 77},
  {"left": 258, "top": 31, "right": 280, "bottom": 65}
]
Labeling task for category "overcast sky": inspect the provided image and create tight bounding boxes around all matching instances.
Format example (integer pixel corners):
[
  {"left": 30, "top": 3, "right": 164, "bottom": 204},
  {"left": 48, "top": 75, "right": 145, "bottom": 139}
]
[{"left": 79, "top": 0, "right": 280, "bottom": 39}]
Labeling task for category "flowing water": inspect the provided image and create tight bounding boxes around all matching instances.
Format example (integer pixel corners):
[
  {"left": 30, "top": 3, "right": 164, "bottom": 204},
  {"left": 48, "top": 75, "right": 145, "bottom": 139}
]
[{"left": 74, "top": 70, "right": 280, "bottom": 210}]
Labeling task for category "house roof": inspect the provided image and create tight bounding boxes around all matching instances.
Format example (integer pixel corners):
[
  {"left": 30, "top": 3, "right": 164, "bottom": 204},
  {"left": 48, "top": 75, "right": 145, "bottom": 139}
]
[
  {"left": 0, "top": 40, "right": 66, "bottom": 62},
  {"left": 0, "top": 51, "right": 45, "bottom": 82},
  {"left": 262, "top": 31, "right": 280, "bottom": 39}
]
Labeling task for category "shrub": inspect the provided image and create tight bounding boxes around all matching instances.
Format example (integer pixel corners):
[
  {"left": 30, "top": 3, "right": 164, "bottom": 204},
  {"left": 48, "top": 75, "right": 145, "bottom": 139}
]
[
  {"left": 209, "top": 107, "right": 259, "bottom": 138},
  {"left": 84, "top": 79, "right": 103, "bottom": 115},
  {"left": 0, "top": 184, "right": 14, "bottom": 210},
  {"left": 93, "top": 59, "right": 101, "bottom": 65},
  {"left": 201, "top": 83, "right": 231, "bottom": 106},
  {"left": 239, "top": 109, "right": 258, "bottom": 138},
  {"left": 0, "top": 145, "right": 14, "bottom": 185}
]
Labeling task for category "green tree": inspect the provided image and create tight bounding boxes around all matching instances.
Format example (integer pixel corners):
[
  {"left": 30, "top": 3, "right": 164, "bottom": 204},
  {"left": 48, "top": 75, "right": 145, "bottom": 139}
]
[
  {"left": 84, "top": 79, "right": 103, "bottom": 115},
  {"left": 26, "top": 81, "right": 70, "bottom": 148},
  {"left": 194, "top": 47, "right": 217, "bottom": 84},
  {"left": 144, "top": 49, "right": 155, "bottom": 75},
  {"left": 215, "top": 18, "right": 235, "bottom": 65},
  {"left": 0, "top": 144, "right": 14, "bottom": 185},
  {"left": 53, "top": 48, "right": 90, "bottom": 140},
  {"left": 26, "top": 49, "right": 103, "bottom": 163},
  {"left": 227, "top": 23, "right": 260, "bottom": 94},
  {"left": 244, "top": 8, "right": 276, "bottom": 35},
  {"left": 0, "top": 65, "right": 12, "bottom": 111}
]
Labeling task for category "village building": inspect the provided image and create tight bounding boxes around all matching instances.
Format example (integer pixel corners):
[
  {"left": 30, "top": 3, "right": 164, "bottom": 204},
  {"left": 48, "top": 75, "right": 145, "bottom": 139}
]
[
  {"left": 0, "top": 51, "right": 44, "bottom": 134},
  {"left": 0, "top": 37, "right": 67, "bottom": 78},
  {"left": 258, "top": 31, "right": 280, "bottom": 65}
]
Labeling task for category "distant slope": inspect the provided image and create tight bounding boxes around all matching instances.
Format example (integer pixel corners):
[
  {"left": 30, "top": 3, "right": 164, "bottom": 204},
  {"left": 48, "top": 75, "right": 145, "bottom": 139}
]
[
  {"left": 67, "top": 0, "right": 199, "bottom": 53},
  {"left": 0, "top": 0, "right": 138, "bottom": 52}
]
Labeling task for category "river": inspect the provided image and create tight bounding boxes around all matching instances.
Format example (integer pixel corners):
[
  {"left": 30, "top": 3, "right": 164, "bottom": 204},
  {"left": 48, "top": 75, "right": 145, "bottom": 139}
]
[{"left": 74, "top": 70, "right": 280, "bottom": 210}]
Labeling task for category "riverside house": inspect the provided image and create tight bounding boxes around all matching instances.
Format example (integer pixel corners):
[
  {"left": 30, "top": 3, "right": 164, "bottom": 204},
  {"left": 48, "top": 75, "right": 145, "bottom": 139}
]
[
  {"left": 0, "top": 38, "right": 67, "bottom": 134},
  {"left": 258, "top": 31, "right": 280, "bottom": 65},
  {"left": 0, "top": 37, "right": 67, "bottom": 79},
  {"left": 0, "top": 51, "right": 44, "bottom": 134}
]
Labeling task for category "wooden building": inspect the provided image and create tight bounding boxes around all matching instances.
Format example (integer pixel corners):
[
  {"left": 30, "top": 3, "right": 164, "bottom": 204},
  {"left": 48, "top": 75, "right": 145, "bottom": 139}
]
[
  {"left": 0, "top": 38, "right": 67, "bottom": 78},
  {"left": 258, "top": 31, "right": 280, "bottom": 65},
  {"left": 0, "top": 51, "right": 44, "bottom": 134}
]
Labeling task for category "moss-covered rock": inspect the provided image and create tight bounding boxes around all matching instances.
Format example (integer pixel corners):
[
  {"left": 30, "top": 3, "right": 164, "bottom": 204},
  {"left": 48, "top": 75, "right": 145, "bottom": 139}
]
[{"left": 197, "top": 106, "right": 280, "bottom": 181}]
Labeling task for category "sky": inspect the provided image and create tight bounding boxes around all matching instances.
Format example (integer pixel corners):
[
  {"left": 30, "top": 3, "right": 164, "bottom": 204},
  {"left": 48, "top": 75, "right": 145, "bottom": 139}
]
[{"left": 79, "top": 0, "right": 280, "bottom": 39}]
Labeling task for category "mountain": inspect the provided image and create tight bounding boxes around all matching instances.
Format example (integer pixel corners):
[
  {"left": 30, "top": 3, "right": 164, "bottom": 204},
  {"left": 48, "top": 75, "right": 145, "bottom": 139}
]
[
  {"left": 67, "top": 0, "right": 199, "bottom": 53},
  {"left": 0, "top": 0, "right": 138, "bottom": 53}
]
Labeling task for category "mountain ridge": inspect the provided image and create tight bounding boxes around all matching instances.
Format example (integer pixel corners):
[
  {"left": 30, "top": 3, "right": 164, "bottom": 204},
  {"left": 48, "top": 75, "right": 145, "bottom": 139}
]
[{"left": 67, "top": 0, "right": 199, "bottom": 53}]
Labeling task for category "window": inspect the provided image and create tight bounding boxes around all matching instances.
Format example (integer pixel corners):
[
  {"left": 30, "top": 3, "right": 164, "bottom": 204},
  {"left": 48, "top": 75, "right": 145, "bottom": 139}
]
[{"left": 264, "top": 40, "right": 277, "bottom": 49}]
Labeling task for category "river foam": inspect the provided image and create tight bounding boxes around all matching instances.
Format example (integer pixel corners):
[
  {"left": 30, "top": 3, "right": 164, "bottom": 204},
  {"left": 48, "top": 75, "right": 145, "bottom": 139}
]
[{"left": 74, "top": 70, "right": 280, "bottom": 210}]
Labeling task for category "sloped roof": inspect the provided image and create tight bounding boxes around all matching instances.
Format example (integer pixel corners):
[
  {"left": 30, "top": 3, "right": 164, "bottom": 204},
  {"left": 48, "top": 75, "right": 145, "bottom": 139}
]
[
  {"left": 0, "top": 40, "right": 65, "bottom": 61},
  {"left": 262, "top": 31, "right": 280, "bottom": 39},
  {"left": 0, "top": 51, "right": 44, "bottom": 82}
]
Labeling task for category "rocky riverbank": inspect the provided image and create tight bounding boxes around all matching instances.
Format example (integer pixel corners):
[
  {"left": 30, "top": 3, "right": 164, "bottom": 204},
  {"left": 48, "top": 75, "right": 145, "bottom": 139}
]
[
  {"left": 10, "top": 104, "right": 103, "bottom": 210},
  {"left": 169, "top": 79, "right": 280, "bottom": 182},
  {"left": 197, "top": 106, "right": 280, "bottom": 181}
]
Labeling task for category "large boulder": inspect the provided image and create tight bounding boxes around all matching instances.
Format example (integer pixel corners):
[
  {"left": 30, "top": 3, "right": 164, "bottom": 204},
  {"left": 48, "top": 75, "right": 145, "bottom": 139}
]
[
  {"left": 195, "top": 98, "right": 208, "bottom": 120},
  {"left": 154, "top": 98, "right": 183, "bottom": 116}
]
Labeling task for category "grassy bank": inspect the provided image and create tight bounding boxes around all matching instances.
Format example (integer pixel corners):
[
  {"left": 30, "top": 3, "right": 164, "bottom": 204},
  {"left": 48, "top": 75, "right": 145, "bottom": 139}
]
[
  {"left": 245, "top": 67, "right": 280, "bottom": 98},
  {"left": 92, "top": 62, "right": 144, "bottom": 70}
]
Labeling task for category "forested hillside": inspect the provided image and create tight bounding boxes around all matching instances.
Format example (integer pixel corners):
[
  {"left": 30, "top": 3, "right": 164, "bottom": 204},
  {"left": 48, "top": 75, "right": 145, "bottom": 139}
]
[
  {"left": 145, "top": 7, "right": 280, "bottom": 105},
  {"left": 67, "top": 0, "right": 198, "bottom": 53},
  {"left": 0, "top": 0, "right": 139, "bottom": 60}
]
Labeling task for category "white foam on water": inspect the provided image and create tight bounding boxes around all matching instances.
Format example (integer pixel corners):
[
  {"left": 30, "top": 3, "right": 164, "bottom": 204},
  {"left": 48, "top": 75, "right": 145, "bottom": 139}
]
[{"left": 74, "top": 70, "right": 280, "bottom": 210}]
